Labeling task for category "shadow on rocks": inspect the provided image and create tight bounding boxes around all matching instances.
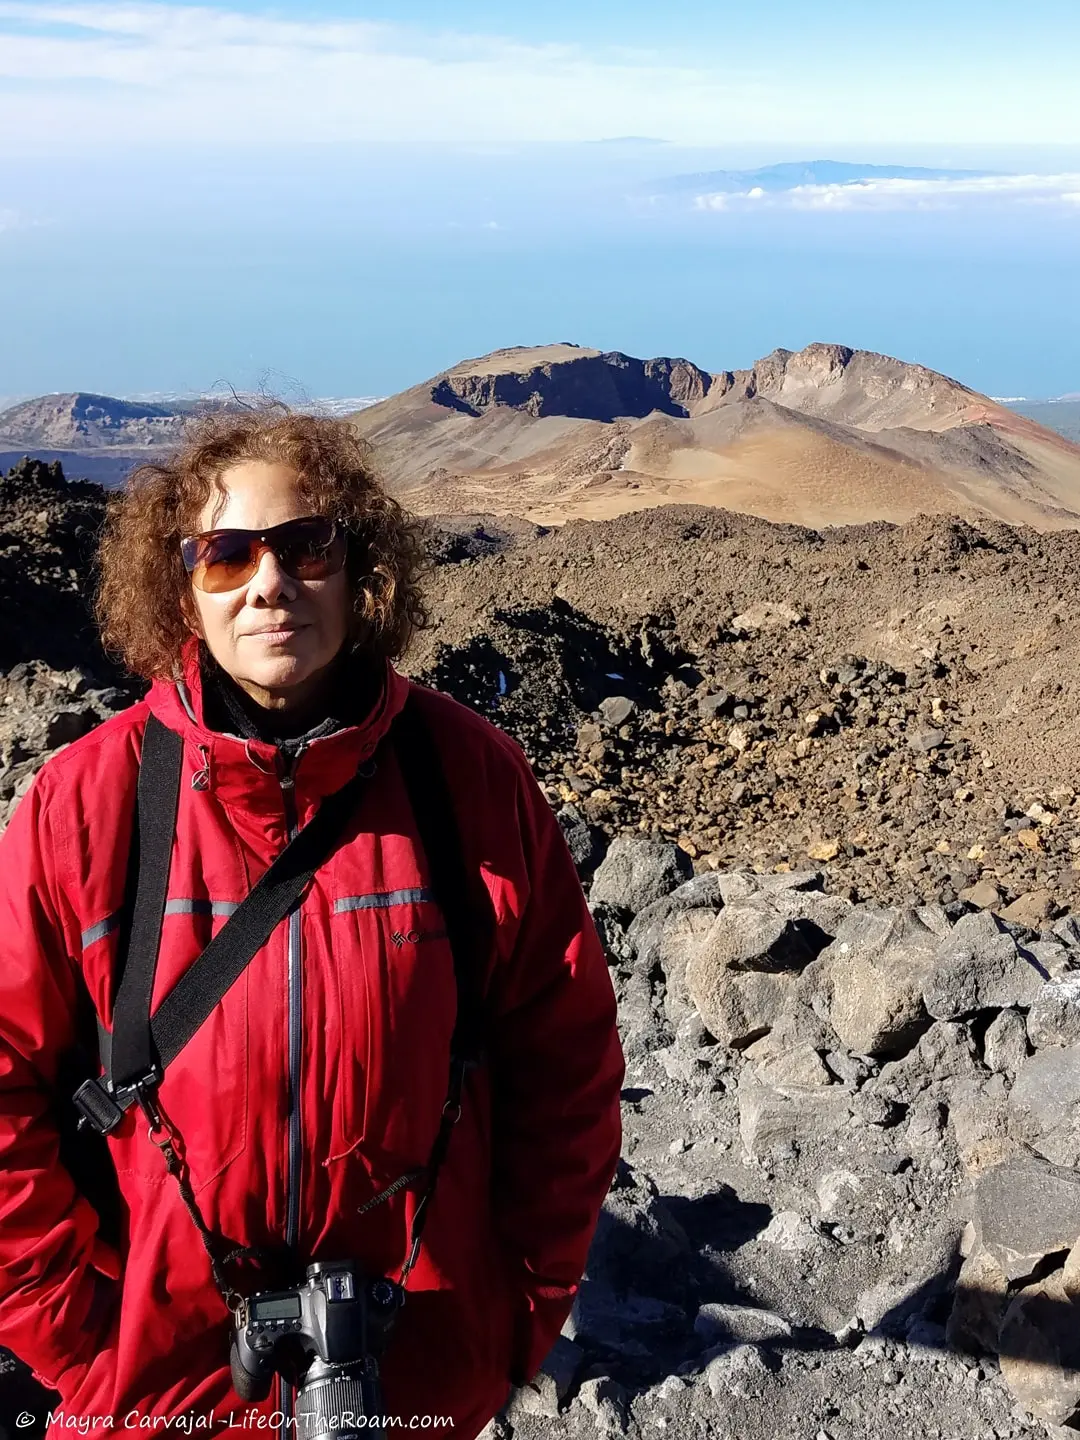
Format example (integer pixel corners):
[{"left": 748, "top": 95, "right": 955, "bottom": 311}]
[
  {"left": 563, "top": 1166, "right": 841, "bottom": 1403},
  {"left": 874, "top": 1261, "right": 1080, "bottom": 1431}
]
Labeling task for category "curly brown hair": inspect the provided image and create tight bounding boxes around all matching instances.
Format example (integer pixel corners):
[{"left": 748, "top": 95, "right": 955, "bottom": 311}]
[{"left": 95, "top": 408, "right": 429, "bottom": 679}]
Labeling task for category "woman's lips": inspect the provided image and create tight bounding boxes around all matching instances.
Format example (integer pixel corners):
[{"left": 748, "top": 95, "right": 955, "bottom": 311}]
[{"left": 247, "top": 625, "right": 307, "bottom": 643}]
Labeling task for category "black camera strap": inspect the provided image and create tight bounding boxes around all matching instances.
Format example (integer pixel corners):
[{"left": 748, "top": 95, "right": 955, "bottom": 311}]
[
  {"left": 74, "top": 692, "right": 491, "bottom": 1298},
  {"left": 379, "top": 699, "right": 492, "bottom": 1284}
]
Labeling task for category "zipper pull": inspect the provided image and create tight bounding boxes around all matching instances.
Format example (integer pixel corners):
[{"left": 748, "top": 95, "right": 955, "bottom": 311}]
[
  {"left": 191, "top": 745, "right": 210, "bottom": 791},
  {"left": 278, "top": 742, "right": 307, "bottom": 791}
]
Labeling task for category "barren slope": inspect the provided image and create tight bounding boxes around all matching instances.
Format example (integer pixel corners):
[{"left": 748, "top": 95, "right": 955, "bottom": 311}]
[{"left": 353, "top": 343, "right": 1080, "bottom": 530}]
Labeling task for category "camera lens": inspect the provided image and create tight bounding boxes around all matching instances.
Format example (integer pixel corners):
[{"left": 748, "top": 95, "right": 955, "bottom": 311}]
[{"left": 294, "top": 1360, "right": 383, "bottom": 1440}]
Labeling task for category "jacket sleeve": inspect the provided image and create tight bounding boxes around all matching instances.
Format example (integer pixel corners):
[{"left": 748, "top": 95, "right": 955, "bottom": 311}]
[
  {"left": 0, "top": 769, "right": 121, "bottom": 1392},
  {"left": 484, "top": 753, "right": 624, "bottom": 1387}
]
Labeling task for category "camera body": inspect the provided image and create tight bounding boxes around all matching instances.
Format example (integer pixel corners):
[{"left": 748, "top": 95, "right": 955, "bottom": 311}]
[{"left": 230, "top": 1260, "right": 404, "bottom": 1439}]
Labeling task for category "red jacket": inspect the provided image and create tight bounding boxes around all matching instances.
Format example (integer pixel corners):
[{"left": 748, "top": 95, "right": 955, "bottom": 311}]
[{"left": 0, "top": 653, "right": 624, "bottom": 1439}]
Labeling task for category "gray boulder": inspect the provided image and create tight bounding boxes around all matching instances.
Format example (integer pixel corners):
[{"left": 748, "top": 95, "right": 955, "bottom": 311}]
[
  {"left": 716, "top": 868, "right": 851, "bottom": 938},
  {"left": 1028, "top": 975, "right": 1080, "bottom": 1050},
  {"left": 588, "top": 836, "right": 693, "bottom": 917},
  {"left": 738, "top": 1069, "right": 851, "bottom": 1158},
  {"left": 574, "top": 1375, "right": 630, "bottom": 1433},
  {"left": 949, "top": 1075, "right": 1013, "bottom": 1174},
  {"left": 745, "top": 1037, "right": 832, "bottom": 1090},
  {"left": 557, "top": 803, "right": 607, "bottom": 880},
  {"left": 999, "top": 1270, "right": 1080, "bottom": 1428},
  {"left": 625, "top": 873, "right": 723, "bottom": 969},
  {"left": 923, "top": 910, "right": 1047, "bottom": 1020},
  {"left": 973, "top": 1155, "right": 1080, "bottom": 1281},
  {"left": 947, "top": 1243, "right": 1010, "bottom": 1355},
  {"left": 702, "top": 1343, "right": 772, "bottom": 1400},
  {"left": 855, "top": 1222, "right": 963, "bottom": 1334},
  {"left": 615, "top": 969, "right": 670, "bottom": 1059},
  {"left": 816, "top": 906, "right": 940, "bottom": 1058},
  {"left": 874, "top": 1020, "right": 982, "bottom": 1105},
  {"left": 696, "top": 900, "right": 830, "bottom": 975},
  {"left": 685, "top": 963, "right": 794, "bottom": 1049},
  {"left": 565, "top": 1281, "right": 688, "bottom": 1356},
  {"left": 983, "top": 1007, "right": 1030, "bottom": 1076},
  {"left": 716, "top": 868, "right": 824, "bottom": 904},
  {"left": 658, "top": 908, "right": 720, "bottom": 1026},
  {"left": 599, "top": 695, "right": 635, "bottom": 727},
  {"left": 505, "top": 1335, "right": 584, "bottom": 1418},
  {"left": 693, "top": 1303, "right": 791, "bottom": 1346},
  {"left": 1008, "top": 1046, "right": 1080, "bottom": 1167},
  {"left": 586, "top": 1160, "right": 691, "bottom": 1293},
  {"left": 588, "top": 900, "right": 632, "bottom": 964},
  {"left": 1027, "top": 939, "right": 1074, "bottom": 980}
]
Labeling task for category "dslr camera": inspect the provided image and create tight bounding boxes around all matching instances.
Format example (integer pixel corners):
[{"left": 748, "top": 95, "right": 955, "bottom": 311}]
[{"left": 230, "top": 1260, "right": 404, "bottom": 1439}]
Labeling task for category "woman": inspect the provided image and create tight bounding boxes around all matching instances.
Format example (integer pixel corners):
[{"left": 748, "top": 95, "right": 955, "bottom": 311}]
[{"left": 0, "top": 412, "right": 624, "bottom": 1439}]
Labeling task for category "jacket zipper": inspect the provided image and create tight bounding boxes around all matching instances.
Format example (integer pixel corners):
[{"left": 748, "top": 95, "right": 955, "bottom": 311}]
[{"left": 278, "top": 744, "right": 305, "bottom": 1440}]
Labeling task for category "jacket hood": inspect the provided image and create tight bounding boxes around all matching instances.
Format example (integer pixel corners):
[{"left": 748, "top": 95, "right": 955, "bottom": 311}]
[{"left": 145, "top": 637, "right": 410, "bottom": 819}]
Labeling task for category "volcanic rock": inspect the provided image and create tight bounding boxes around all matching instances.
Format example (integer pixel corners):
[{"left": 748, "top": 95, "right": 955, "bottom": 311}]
[
  {"left": 1026, "top": 976, "right": 1080, "bottom": 1049},
  {"left": 923, "top": 912, "right": 1047, "bottom": 1020},
  {"left": 588, "top": 836, "right": 693, "bottom": 917},
  {"left": 1007, "top": 1046, "right": 1080, "bottom": 1166},
  {"left": 813, "top": 906, "right": 940, "bottom": 1058}
]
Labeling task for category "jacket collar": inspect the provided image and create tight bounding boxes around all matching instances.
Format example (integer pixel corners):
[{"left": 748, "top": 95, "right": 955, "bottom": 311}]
[{"left": 146, "top": 638, "right": 410, "bottom": 818}]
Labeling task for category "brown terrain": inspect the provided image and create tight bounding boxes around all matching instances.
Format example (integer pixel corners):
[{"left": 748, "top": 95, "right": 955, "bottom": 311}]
[{"left": 352, "top": 342, "right": 1080, "bottom": 530}]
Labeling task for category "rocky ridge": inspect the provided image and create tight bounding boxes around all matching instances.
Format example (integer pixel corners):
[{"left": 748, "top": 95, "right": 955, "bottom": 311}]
[
  {"left": 430, "top": 342, "right": 984, "bottom": 433},
  {"left": 353, "top": 342, "right": 1080, "bottom": 531},
  {"left": 432, "top": 350, "right": 715, "bottom": 422},
  {"left": 0, "top": 394, "right": 207, "bottom": 450}
]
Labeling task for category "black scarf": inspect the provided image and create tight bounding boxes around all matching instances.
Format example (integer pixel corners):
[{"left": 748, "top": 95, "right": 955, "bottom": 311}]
[{"left": 198, "top": 643, "right": 383, "bottom": 752}]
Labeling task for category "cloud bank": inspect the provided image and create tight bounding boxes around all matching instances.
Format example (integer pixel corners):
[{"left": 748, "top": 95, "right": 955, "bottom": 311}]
[{"left": 692, "top": 172, "right": 1080, "bottom": 213}]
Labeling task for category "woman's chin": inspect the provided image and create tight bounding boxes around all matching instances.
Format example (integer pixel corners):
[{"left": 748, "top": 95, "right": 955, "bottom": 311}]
[{"left": 243, "top": 658, "right": 321, "bottom": 700}]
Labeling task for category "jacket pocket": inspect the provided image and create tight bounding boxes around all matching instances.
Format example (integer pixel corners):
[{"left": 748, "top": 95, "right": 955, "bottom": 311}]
[
  {"left": 114, "top": 967, "right": 250, "bottom": 1194},
  {"left": 330, "top": 895, "right": 457, "bottom": 1175}
]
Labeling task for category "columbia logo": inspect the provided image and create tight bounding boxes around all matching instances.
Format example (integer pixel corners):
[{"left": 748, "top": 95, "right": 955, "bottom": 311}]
[{"left": 390, "top": 928, "right": 448, "bottom": 948}]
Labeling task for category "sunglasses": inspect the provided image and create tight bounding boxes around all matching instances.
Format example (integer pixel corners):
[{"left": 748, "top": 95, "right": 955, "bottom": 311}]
[{"left": 180, "top": 516, "right": 348, "bottom": 594}]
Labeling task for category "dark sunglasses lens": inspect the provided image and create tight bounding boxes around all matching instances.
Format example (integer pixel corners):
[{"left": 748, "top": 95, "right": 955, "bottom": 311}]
[
  {"left": 197, "top": 533, "right": 259, "bottom": 591},
  {"left": 185, "top": 519, "right": 344, "bottom": 592},
  {"left": 276, "top": 520, "right": 344, "bottom": 578}
]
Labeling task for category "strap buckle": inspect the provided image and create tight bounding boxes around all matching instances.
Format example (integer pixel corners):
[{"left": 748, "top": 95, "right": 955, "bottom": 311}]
[
  {"left": 72, "top": 1076, "right": 125, "bottom": 1136},
  {"left": 73, "top": 1068, "right": 162, "bottom": 1136},
  {"left": 114, "top": 1069, "right": 164, "bottom": 1131}
]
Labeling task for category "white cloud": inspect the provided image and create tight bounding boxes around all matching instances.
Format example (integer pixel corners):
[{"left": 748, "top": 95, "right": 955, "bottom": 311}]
[
  {"left": 1, "top": 2, "right": 1078, "bottom": 154},
  {"left": 0, "top": 2, "right": 776, "bottom": 151},
  {"left": 693, "top": 173, "right": 1080, "bottom": 213}
]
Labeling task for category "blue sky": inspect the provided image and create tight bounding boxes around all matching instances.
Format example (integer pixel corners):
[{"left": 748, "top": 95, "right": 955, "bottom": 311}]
[
  {"left": 0, "top": 2, "right": 1078, "bottom": 401},
  {"left": 2, "top": 1, "right": 1079, "bottom": 150}
]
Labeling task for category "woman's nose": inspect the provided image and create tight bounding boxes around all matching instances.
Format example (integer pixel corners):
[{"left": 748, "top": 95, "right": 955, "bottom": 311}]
[{"left": 245, "top": 545, "right": 297, "bottom": 605}]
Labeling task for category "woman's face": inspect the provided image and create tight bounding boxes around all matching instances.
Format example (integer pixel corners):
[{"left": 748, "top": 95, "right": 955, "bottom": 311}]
[{"left": 185, "top": 460, "right": 352, "bottom": 710}]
